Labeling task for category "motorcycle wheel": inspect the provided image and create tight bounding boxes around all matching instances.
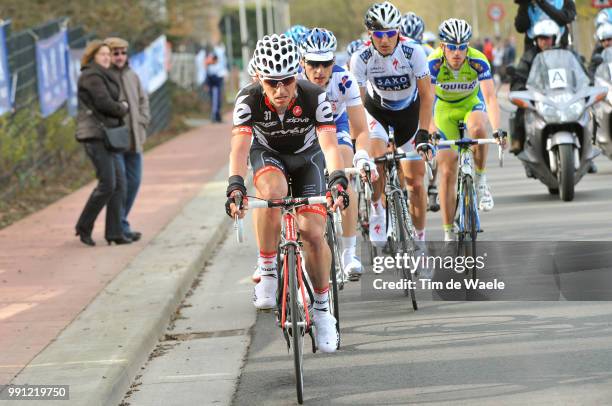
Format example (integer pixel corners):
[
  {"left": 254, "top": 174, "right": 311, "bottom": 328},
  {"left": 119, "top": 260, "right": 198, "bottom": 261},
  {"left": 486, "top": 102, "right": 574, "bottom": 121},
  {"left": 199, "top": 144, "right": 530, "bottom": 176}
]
[{"left": 557, "top": 144, "right": 575, "bottom": 202}]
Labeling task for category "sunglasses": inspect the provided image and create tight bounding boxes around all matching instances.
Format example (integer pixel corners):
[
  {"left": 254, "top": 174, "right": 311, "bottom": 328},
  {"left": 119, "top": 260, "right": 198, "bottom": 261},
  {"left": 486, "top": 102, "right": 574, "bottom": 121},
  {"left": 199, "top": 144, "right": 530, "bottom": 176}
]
[
  {"left": 306, "top": 60, "right": 334, "bottom": 68},
  {"left": 113, "top": 51, "right": 127, "bottom": 56},
  {"left": 262, "top": 76, "right": 296, "bottom": 88},
  {"left": 372, "top": 30, "right": 398, "bottom": 39},
  {"left": 444, "top": 43, "right": 468, "bottom": 51}
]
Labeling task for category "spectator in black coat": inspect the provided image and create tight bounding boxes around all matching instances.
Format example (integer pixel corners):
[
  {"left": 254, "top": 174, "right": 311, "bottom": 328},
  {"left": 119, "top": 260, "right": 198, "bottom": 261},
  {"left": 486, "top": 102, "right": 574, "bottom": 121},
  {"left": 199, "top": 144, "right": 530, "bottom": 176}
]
[{"left": 74, "top": 40, "right": 131, "bottom": 246}]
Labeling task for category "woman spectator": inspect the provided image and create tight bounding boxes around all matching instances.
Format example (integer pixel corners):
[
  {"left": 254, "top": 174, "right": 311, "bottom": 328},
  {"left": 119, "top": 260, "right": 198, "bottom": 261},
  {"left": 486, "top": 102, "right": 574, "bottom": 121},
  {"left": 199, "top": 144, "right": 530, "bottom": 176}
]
[{"left": 74, "top": 40, "right": 131, "bottom": 246}]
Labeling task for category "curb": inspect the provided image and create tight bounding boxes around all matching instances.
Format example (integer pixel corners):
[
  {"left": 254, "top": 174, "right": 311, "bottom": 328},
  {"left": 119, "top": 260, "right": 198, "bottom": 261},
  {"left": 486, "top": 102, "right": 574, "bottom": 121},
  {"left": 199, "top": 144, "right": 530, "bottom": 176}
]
[{"left": 2, "top": 166, "right": 233, "bottom": 406}]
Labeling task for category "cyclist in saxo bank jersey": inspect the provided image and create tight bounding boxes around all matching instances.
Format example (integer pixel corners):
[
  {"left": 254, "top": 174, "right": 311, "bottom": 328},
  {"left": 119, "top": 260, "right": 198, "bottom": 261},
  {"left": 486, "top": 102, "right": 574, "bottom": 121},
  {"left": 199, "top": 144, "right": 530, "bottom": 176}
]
[
  {"left": 427, "top": 18, "right": 506, "bottom": 242},
  {"left": 226, "top": 34, "right": 348, "bottom": 353},
  {"left": 350, "top": 1, "right": 434, "bottom": 243}
]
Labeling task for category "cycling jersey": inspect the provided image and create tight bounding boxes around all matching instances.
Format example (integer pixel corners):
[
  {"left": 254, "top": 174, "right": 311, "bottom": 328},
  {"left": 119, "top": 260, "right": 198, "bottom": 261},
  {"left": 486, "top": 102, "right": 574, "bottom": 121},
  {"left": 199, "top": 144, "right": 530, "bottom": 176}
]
[
  {"left": 299, "top": 65, "right": 362, "bottom": 148},
  {"left": 350, "top": 36, "right": 429, "bottom": 111},
  {"left": 428, "top": 47, "right": 492, "bottom": 102},
  {"left": 232, "top": 80, "right": 335, "bottom": 154},
  {"left": 428, "top": 47, "right": 492, "bottom": 148},
  {"left": 407, "top": 38, "right": 434, "bottom": 57}
]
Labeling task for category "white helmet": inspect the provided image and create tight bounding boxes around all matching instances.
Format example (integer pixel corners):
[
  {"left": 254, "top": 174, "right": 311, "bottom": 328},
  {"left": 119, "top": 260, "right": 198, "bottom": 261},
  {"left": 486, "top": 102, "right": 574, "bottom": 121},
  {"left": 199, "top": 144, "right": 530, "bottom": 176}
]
[
  {"left": 596, "top": 23, "right": 612, "bottom": 42},
  {"left": 423, "top": 31, "right": 436, "bottom": 45},
  {"left": 533, "top": 19, "right": 561, "bottom": 45},
  {"left": 301, "top": 28, "right": 337, "bottom": 61},
  {"left": 247, "top": 57, "right": 257, "bottom": 77},
  {"left": 364, "top": 2, "right": 402, "bottom": 31},
  {"left": 596, "top": 9, "right": 612, "bottom": 27},
  {"left": 438, "top": 18, "right": 472, "bottom": 44},
  {"left": 253, "top": 34, "right": 300, "bottom": 78}
]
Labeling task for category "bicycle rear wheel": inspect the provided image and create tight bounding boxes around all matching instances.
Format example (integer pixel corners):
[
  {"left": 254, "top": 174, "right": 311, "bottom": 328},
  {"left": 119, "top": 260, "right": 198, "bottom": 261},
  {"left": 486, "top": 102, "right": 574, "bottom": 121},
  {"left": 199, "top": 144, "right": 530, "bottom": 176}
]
[
  {"left": 287, "top": 246, "right": 305, "bottom": 404},
  {"left": 390, "top": 192, "right": 418, "bottom": 311},
  {"left": 325, "top": 216, "right": 341, "bottom": 348}
]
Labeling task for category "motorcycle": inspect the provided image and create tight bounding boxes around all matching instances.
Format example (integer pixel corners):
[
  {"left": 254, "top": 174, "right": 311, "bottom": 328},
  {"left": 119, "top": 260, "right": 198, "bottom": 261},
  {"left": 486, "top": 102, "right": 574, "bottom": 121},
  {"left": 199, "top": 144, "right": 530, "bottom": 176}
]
[
  {"left": 593, "top": 47, "right": 612, "bottom": 159},
  {"left": 509, "top": 49, "right": 606, "bottom": 202}
]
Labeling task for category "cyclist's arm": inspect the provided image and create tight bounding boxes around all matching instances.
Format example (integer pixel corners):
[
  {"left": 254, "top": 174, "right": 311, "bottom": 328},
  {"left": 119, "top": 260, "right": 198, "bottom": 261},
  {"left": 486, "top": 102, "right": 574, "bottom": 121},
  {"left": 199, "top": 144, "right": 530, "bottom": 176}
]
[
  {"left": 318, "top": 128, "right": 344, "bottom": 172},
  {"left": 228, "top": 127, "right": 251, "bottom": 178},
  {"left": 428, "top": 82, "right": 437, "bottom": 134},
  {"left": 480, "top": 79, "right": 501, "bottom": 131},
  {"left": 416, "top": 76, "right": 433, "bottom": 131},
  {"left": 346, "top": 104, "right": 370, "bottom": 152}
]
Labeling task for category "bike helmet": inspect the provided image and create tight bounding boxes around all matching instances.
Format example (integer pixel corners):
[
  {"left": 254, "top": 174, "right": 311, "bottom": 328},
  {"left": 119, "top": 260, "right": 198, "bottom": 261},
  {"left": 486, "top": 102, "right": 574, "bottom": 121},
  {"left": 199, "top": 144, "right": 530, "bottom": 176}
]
[
  {"left": 301, "top": 28, "right": 337, "bottom": 61},
  {"left": 247, "top": 56, "right": 257, "bottom": 77},
  {"left": 423, "top": 31, "right": 436, "bottom": 46},
  {"left": 596, "top": 8, "right": 612, "bottom": 27},
  {"left": 532, "top": 19, "right": 561, "bottom": 47},
  {"left": 253, "top": 34, "right": 300, "bottom": 78},
  {"left": 400, "top": 12, "right": 425, "bottom": 41},
  {"left": 346, "top": 39, "right": 365, "bottom": 57},
  {"left": 438, "top": 18, "right": 472, "bottom": 44},
  {"left": 285, "top": 25, "right": 310, "bottom": 47},
  {"left": 597, "top": 23, "right": 612, "bottom": 42},
  {"left": 364, "top": 2, "right": 402, "bottom": 31}
]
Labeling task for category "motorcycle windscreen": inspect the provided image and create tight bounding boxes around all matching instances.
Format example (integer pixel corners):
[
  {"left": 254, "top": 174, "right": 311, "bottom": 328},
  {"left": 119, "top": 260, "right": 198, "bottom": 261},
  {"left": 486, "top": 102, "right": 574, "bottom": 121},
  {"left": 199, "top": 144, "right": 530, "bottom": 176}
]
[{"left": 527, "top": 49, "right": 590, "bottom": 95}]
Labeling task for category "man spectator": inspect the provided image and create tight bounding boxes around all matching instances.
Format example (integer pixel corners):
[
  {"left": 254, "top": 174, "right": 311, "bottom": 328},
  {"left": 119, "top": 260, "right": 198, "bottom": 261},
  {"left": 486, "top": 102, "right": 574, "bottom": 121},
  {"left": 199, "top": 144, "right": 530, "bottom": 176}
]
[
  {"left": 514, "top": 0, "right": 576, "bottom": 51},
  {"left": 105, "top": 37, "right": 150, "bottom": 242},
  {"left": 205, "top": 46, "right": 227, "bottom": 123}
]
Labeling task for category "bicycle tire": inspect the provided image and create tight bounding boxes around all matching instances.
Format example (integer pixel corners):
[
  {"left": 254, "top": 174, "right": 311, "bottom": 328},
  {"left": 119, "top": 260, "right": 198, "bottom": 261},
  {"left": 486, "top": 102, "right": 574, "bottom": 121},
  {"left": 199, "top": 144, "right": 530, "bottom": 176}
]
[
  {"left": 461, "top": 176, "right": 478, "bottom": 279},
  {"left": 390, "top": 192, "right": 418, "bottom": 311},
  {"left": 326, "top": 216, "right": 341, "bottom": 347},
  {"left": 357, "top": 188, "right": 374, "bottom": 265},
  {"left": 287, "top": 246, "right": 304, "bottom": 404}
]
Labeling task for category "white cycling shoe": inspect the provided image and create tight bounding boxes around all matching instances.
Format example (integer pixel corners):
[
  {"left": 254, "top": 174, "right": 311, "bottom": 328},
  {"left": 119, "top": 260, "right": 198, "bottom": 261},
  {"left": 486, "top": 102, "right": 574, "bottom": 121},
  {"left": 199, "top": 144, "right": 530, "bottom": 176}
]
[
  {"left": 252, "top": 275, "right": 277, "bottom": 310},
  {"left": 313, "top": 310, "right": 338, "bottom": 353},
  {"left": 477, "top": 182, "right": 494, "bottom": 212},
  {"left": 444, "top": 230, "right": 456, "bottom": 242},
  {"left": 369, "top": 213, "right": 386, "bottom": 242},
  {"left": 343, "top": 251, "right": 363, "bottom": 281}
]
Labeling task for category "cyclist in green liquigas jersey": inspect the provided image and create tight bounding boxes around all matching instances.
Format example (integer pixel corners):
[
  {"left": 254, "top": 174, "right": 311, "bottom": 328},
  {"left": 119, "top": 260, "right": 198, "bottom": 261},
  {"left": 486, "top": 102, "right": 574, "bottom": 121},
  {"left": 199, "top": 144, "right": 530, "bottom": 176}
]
[{"left": 428, "top": 18, "right": 506, "bottom": 242}]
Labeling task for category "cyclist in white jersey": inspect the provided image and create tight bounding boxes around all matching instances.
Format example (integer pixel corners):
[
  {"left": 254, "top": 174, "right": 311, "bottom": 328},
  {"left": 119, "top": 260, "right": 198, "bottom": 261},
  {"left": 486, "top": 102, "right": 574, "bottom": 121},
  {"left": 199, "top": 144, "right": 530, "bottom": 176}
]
[
  {"left": 300, "top": 28, "right": 378, "bottom": 280},
  {"left": 350, "top": 1, "right": 434, "bottom": 243}
]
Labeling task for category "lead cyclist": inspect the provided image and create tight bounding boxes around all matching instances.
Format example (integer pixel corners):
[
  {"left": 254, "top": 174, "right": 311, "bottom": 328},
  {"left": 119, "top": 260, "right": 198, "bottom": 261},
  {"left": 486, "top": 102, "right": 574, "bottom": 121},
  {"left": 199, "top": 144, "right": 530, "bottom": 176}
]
[
  {"left": 427, "top": 19, "right": 506, "bottom": 242},
  {"left": 299, "top": 27, "right": 378, "bottom": 280}
]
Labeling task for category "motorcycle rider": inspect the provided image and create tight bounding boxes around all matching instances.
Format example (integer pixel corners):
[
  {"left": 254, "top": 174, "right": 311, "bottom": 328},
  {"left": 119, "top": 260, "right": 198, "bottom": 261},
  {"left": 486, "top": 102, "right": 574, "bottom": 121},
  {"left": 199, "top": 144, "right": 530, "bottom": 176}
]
[{"left": 589, "top": 23, "right": 612, "bottom": 77}]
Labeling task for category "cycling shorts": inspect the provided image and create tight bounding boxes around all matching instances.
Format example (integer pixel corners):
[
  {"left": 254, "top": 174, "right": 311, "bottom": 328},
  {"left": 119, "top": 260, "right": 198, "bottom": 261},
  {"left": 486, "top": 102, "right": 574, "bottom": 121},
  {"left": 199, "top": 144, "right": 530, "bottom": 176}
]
[
  {"left": 250, "top": 141, "right": 327, "bottom": 218},
  {"left": 434, "top": 92, "right": 487, "bottom": 151}
]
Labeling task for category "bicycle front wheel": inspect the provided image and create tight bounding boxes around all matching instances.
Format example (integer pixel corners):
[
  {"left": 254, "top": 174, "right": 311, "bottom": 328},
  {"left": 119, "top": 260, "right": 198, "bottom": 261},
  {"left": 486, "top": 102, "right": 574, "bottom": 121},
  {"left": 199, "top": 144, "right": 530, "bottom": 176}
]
[
  {"left": 458, "top": 176, "right": 478, "bottom": 279},
  {"left": 325, "top": 216, "right": 341, "bottom": 348},
  {"left": 287, "top": 246, "right": 305, "bottom": 404},
  {"left": 390, "top": 192, "right": 418, "bottom": 311}
]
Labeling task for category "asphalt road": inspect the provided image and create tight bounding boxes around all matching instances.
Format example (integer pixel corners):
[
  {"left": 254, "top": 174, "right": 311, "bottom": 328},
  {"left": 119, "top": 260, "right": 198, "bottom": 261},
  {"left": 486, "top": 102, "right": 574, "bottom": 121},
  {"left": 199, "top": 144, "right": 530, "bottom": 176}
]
[{"left": 122, "top": 106, "right": 612, "bottom": 406}]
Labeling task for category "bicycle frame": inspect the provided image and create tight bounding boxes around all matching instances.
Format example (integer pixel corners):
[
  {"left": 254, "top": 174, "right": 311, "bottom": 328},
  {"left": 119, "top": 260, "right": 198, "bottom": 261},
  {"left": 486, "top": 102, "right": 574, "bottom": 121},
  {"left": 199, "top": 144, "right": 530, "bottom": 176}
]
[{"left": 279, "top": 209, "right": 311, "bottom": 333}]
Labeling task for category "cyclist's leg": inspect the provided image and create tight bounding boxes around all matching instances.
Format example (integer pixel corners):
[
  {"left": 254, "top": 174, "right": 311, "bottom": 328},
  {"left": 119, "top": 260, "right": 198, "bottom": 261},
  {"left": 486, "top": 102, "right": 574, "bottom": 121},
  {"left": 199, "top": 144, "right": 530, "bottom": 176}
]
[
  {"left": 292, "top": 148, "right": 337, "bottom": 352},
  {"left": 337, "top": 137, "right": 362, "bottom": 275},
  {"left": 395, "top": 100, "right": 426, "bottom": 240},
  {"left": 434, "top": 99, "right": 462, "bottom": 240},
  {"left": 465, "top": 95, "right": 494, "bottom": 211},
  {"left": 365, "top": 112, "right": 388, "bottom": 242},
  {"left": 250, "top": 145, "right": 288, "bottom": 308}
]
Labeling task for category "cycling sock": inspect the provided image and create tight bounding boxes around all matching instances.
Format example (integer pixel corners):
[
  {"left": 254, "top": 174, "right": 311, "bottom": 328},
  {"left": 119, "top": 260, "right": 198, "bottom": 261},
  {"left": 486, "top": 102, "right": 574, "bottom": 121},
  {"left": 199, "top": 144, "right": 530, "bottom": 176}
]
[
  {"left": 341, "top": 236, "right": 356, "bottom": 251},
  {"left": 443, "top": 224, "right": 453, "bottom": 232},
  {"left": 475, "top": 169, "right": 487, "bottom": 184},
  {"left": 258, "top": 251, "right": 277, "bottom": 278},
  {"left": 372, "top": 198, "right": 384, "bottom": 216},
  {"left": 313, "top": 287, "right": 329, "bottom": 312},
  {"left": 415, "top": 229, "right": 426, "bottom": 242}
]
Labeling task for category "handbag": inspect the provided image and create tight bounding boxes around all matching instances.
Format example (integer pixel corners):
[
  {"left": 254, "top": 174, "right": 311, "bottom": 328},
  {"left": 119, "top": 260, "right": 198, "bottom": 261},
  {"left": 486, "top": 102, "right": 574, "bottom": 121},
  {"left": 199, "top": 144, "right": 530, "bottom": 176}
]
[{"left": 102, "top": 123, "right": 130, "bottom": 152}]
